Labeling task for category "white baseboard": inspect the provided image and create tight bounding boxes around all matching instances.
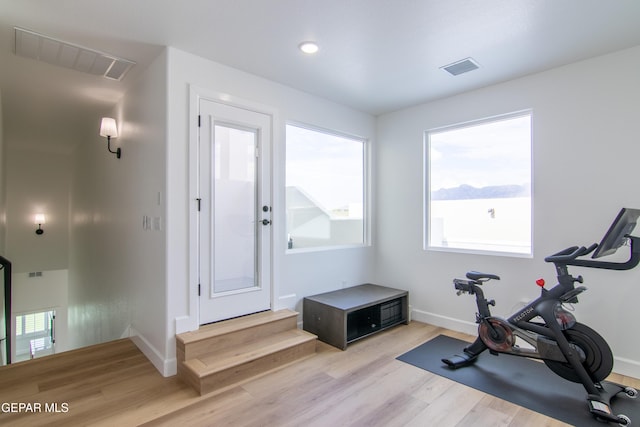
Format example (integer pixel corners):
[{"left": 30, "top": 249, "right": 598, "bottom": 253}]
[
  {"left": 614, "top": 355, "right": 640, "bottom": 379},
  {"left": 175, "top": 315, "right": 197, "bottom": 335},
  {"left": 119, "top": 325, "right": 131, "bottom": 339},
  {"left": 411, "top": 308, "right": 477, "bottom": 336},
  {"left": 411, "top": 308, "right": 640, "bottom": 378},
  {"left": 276, "top": 293, "right": 297, "bottom": 311},
  {"left": 129, "top": 327, "right": 177, "bottom": 377}
]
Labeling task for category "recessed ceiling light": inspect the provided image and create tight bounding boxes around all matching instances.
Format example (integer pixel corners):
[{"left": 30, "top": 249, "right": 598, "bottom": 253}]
[{"left": 298, "top": 41, "right": 319, "bottom": 54}]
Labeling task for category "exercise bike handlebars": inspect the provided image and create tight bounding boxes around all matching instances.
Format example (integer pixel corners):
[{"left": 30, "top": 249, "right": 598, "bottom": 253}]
[
  {"left": 544, "top": 244, "right": 598, "bottom": 263},
  {"left": 544, "top": 236, "right": 640, "bottom": 271}
]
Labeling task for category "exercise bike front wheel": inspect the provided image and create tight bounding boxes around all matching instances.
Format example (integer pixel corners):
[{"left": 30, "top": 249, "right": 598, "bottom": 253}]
[{"left": 543, "top": 322, "right": 614, "bottom": 383}]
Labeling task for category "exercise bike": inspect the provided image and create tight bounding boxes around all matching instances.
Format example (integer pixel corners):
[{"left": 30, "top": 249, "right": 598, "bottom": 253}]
[{"left": 442, "top": 208, "right": 640, "bottom": 425}]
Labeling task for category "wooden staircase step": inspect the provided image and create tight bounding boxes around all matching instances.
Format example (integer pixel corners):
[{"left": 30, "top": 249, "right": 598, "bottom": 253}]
[
  {"left": 176, "top": 309, "right": 317, "bottom": 395},
  {"left": 180, "top": 329, "right": 317, "bottom": 395},
  {"left": 176, "top": 309, "right": 298, "bottom": 362},
  {"left": 195, "top": 329, "right": 316, "bottom": 372}
]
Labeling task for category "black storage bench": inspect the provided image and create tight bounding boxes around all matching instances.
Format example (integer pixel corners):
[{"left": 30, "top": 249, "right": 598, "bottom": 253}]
[{"left": 303, "top": 284, "right": 409, "bottom": 350}]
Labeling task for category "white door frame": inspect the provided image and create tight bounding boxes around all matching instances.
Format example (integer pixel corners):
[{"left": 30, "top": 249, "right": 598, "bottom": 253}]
[{"left": 186, "top": 86, "right": 277, "bottom": 330}]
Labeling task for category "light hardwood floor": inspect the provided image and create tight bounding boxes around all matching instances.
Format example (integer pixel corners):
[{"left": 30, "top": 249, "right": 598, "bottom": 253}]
[{"left": 0, "top": 321, "right": 638, "bottom": 426}]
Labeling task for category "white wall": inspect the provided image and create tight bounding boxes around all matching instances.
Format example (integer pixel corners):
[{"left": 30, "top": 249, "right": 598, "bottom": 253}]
[
  {"left": 376, "top": 45, "right": 640, "bottom": 377},
  {"left": 0, "top": 89, "right": 6, "bottom": 252},
  {"left": 4, "top": 148, "right": 71, "bottom": 273},
  {"left": 67, "top": 50, "right": 167, "bottom": 360},
  {"left": 165, "top": 47, "right": 376, "bottom": 375},
  {"left": 2, "top": 124, "right": 71, "bottom": 365},
  {"left": 120, "top": 50, "right": 168, "bottom": 371},
  {"left": 0, "top": 89, "right": 6, "bottom": 365}
]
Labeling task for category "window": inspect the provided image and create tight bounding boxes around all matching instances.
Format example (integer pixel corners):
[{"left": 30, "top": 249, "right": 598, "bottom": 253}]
[
  {"left": 15, "top": 310, "right": 55, "bottom": 361},
  {"left": 426, "top": 111, "right": 532, "bottom": 256},
  {"left": 286, "top": 124, "right": 366, "bottom": 250}
]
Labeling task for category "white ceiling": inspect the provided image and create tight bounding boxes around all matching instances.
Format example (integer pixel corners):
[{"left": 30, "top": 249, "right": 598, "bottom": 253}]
[{"left": 1, "top": 0, "right": 640, "bottom": 152}]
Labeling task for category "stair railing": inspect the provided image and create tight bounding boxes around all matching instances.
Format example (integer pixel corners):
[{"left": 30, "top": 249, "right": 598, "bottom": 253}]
[{"left": 0, "top": 255, "right": 11, "bottom": 365}]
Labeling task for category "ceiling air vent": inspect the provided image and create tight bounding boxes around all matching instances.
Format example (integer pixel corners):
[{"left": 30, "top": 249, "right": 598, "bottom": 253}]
[
  {"left": 14, "top": 27, "right": 135, "bottom": 81},
  {"left": 441, "top": 57, "right": 479, "bottom": 76}
]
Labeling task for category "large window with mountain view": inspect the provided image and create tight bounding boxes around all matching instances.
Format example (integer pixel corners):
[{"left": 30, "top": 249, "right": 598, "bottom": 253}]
[
  {"left": 426, "top": 111, "right": 532, "bottom": 256},
  {"left": 286, "top": 124, "right": 366, "bottom": 250}
]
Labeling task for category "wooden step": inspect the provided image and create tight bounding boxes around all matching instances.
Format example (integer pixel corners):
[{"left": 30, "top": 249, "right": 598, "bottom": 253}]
[
  {"left": 176, "top": 309, "right": 317, "bottom": 395},
  {"left": 176, "top": 309, "right": 298, "bottom": 362},
  {"left": 176, "top": 309, "right": 299, "bottom": 362},
  {"left": 180, "top": 329, "right": 316, "bottom": 395}
]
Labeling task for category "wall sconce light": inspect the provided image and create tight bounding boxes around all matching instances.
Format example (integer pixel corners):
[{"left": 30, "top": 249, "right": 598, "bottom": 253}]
[
  {"left": 34, "top": 214, "right": 45, "bottom": 235},
  {"left": 99, "top": 117, "right": 121, "bottom": 159}
]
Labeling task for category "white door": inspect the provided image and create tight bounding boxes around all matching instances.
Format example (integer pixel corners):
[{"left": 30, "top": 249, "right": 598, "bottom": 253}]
[{"left": 198, "top": 99, "right": 272, "bottom": 324}]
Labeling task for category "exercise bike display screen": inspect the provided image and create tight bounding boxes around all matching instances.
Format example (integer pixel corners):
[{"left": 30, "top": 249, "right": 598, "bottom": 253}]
[{"left": 592, "top": 207, "right": 640, "bottom": 259}]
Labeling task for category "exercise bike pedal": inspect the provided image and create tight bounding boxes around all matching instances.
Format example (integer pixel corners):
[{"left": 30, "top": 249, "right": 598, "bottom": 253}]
[{"left": 441, "top": 352, "right": 478, "bottom": 369}]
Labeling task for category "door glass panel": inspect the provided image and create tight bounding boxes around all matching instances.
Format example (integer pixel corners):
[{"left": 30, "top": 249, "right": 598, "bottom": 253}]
[{"left": 213, "top": 124, "right": 258, "bottom": 294}]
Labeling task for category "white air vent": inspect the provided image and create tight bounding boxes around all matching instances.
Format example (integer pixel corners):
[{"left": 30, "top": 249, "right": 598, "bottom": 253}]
[
  {"left": 441, "top": 57, "right": 479, "bottom": 76},
  {"left": 14, "top": 27, "right": 135, "bottom": 81}
]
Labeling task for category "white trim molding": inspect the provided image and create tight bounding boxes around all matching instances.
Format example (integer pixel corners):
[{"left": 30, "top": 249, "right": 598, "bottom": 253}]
[{"left": 130, "top": 327, "right": 176, "bottom": 377}]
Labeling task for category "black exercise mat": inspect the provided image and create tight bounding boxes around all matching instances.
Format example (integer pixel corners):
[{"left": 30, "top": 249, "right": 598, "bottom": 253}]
[{"left": 397, "top": 335, "right": 639, "bottom": 426}]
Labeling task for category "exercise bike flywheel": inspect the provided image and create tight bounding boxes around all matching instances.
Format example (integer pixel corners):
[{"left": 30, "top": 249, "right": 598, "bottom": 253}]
[
  {"left": 479, "top": 318, "right": 515, "bottom": 352},
  {"left": 543, "top": 323, "right": 614, "bottom": 383}
]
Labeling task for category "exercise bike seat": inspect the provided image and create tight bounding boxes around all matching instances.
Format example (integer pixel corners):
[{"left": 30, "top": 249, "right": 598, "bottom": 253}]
[{"left": 466, "top": 271, "right": 501, "bottom": 281}]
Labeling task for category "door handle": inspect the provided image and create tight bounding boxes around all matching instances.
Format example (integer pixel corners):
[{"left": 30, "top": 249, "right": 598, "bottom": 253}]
[{"left": 261, "top": 219, "right": 271, "bottom": 226}]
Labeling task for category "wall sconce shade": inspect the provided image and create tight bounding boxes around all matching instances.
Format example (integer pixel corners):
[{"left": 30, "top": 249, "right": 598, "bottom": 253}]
[
  {"left": 34, "top": 214, "right": 45, "bottom": 235},
  {"left": 99, "top": 117, "right": 121, "bottom": 158},
  {"left": 100, "top": 117, "right": 118, "bottom": 138}
]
